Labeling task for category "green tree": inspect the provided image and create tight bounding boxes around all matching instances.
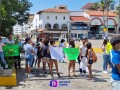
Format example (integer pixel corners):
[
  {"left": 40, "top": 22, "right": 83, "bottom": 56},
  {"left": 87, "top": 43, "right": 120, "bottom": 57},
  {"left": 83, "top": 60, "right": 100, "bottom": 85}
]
[{"left": 0, "top": 0, "right": 32, "bottom": 36}]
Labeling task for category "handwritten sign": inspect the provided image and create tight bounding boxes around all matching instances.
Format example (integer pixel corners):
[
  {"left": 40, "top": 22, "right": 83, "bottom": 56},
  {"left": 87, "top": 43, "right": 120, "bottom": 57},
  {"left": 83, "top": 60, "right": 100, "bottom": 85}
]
[
  {"left": 3, "top": 44, "right": 20, "bottom": 57},
  {"left": 63, "top": 48, "right": 79, "bottom": 60}
]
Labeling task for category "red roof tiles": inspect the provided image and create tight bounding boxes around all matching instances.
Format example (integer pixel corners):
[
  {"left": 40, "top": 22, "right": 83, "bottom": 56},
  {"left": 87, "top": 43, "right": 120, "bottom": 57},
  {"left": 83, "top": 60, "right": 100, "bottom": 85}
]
[
  {"left": 85, "top": 11, "right": 117, "bottom": 17},
  {"left": 37, "top": 8, "right": 69, "bottom": 14}
]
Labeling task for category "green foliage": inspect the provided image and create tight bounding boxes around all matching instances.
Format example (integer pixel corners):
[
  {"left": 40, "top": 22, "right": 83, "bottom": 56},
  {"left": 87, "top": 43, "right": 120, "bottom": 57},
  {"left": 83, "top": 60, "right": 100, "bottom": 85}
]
[{"left": 0, "top": 0, "right": 32, "bottom": 36}]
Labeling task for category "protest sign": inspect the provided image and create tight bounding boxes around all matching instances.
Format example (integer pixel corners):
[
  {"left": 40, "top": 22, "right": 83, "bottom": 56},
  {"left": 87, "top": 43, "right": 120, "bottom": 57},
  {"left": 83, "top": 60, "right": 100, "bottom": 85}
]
[
  {"left": 50, "top": 47, "right": 64, "bottom": 61},
  {"left": 3, "top": 44, "right": 19, "bottom": 57},
  {"left": 63, "top": 48, "right": 79, "bottom": 60}
]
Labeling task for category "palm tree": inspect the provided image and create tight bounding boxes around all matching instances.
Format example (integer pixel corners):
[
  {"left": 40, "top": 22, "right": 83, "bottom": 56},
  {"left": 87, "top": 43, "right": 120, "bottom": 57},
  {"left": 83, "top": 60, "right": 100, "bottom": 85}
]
[{"left": 105, "top": 0, "right": 114, "bottom": 29}]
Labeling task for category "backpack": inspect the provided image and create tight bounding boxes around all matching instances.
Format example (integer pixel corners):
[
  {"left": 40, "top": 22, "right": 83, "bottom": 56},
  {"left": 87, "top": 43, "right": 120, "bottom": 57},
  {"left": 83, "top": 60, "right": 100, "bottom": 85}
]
[{"left": 92, "top": 50, "right": 97, "bottom": 63}]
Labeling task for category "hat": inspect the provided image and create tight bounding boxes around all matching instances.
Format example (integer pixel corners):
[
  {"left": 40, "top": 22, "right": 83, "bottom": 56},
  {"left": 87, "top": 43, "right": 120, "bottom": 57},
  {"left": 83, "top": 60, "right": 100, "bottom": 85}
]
[
  {"left": 110, "top": 36, "right": 120, "bottom": 46},
  {"left": 25, "top": 37, "right": 31, "bottom": 42}
]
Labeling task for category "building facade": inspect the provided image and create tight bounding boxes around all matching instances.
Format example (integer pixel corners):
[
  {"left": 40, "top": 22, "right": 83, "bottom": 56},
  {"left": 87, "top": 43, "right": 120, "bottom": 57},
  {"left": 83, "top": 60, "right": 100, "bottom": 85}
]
[
  {"left": 13, "top": 24, "right": 22, "bottom": 35},
  {"left": 29, "top": 5, "right": 117, "bottom": 39}
]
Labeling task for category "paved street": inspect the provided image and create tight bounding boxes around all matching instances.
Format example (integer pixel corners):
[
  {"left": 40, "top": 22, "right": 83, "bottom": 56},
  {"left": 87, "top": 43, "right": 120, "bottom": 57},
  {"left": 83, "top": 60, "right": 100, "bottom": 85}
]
[{"left": 0, "top": 39, "right": 112, "bottom": 90}]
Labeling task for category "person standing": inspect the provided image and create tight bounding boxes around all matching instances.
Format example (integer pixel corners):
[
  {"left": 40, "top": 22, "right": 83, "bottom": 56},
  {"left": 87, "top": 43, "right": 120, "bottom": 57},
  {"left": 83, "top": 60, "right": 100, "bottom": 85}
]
[
  {"left": 110, "top": 36, "right": 120, "bottom": 90},
  {"left": 86, "top": 42, "right": 93, "bottom": 80},
  {"left": 79, "top": 37, "right": 88, "bottom": 77},
  {"left": 59, "top": 39, "right": 66, "bottom": 63},
  {"left": 101, "top": 39, "right": 112, "bottom": 73},
  {"left": 0, "top": 37, "right": 8, "bottom": 68},
  {"left": 15, "top": 35, "right": 21, "bottom": 69},
  {"left": 23, "top": 37, "right": 35, "bottom": 78},
  {"left": 68, "top": 40, "right": 76, "bottom": 77},
  {"left": 49, "top": 40, "right": 61, "bottom": 79}
]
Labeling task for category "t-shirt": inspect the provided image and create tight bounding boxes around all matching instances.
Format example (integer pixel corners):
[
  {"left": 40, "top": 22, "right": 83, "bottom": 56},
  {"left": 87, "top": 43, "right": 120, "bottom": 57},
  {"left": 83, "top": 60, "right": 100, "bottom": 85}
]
[
  {"left": 23, "top": 43, "right": 33, "bottom": 57},
  {"left": 5, "top": 38, "right": 15, "bottom": 44},
  {"left": 110, "top": 50, "right": 120, "bottom": 80},
  {"left": 80, "top": 44, "right": 87, "bottom": 56}
]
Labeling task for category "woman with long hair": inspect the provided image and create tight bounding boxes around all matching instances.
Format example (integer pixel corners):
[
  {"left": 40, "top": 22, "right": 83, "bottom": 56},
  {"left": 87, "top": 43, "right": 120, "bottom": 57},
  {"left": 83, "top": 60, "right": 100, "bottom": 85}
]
[
  {"left": 24, "top": 37, "right": 35, "bottom": 78},
  {"left": 101, "top": 39, "right": 109, "bottom": 73},
  {"left": 86, "top": 42, "right": 93, "bottom": 80}
]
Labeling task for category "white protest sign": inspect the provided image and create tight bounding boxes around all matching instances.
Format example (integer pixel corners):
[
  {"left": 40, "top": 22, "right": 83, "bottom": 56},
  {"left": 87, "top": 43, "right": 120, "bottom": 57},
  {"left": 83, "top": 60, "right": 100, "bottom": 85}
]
[{"left": 50, "top": 47, "right": 65, "bottom": 61}]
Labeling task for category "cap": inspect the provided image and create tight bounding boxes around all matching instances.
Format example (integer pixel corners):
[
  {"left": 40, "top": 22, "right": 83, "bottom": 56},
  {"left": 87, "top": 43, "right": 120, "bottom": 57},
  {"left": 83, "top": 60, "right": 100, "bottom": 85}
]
[{"left": 110, "top": 36, "right": 120, "bottom": 46}]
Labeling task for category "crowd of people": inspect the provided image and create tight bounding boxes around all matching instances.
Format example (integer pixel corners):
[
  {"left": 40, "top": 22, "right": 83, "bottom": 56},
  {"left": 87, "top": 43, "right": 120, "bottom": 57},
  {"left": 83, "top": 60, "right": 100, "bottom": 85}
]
[
  {"left": 0, "top": 33, "right": 120, "bottom": 89},
  {"left": 22, "top": 36, "right": 95, "bottom": 80}
]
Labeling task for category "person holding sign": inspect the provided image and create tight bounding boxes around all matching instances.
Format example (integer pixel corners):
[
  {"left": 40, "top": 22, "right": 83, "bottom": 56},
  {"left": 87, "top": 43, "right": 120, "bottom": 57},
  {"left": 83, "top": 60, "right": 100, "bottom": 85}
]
[
  {"left": 49, "top": 40, "right": 61, "bottom": 79},
  {"left": 67, "top": 40, "right": 76, "bottom": 77},
  {"left": 0, "top": 37, "right": 8, "bottom": 68}
]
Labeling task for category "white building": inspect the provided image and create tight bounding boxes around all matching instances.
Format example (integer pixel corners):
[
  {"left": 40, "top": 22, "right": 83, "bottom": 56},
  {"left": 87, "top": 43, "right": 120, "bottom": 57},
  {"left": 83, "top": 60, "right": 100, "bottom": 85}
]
[
  {"left": 31, "top": 5, "right": 70, "bottom": 39},
  {"left": 13, "top": 24, "right": 22, "bottom": 35}
]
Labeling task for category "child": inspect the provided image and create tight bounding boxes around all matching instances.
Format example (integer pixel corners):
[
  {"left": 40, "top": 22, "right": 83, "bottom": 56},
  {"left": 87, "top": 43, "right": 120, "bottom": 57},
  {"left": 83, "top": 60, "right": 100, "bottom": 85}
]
[
  {"left": 86, "top": 42, "right": 93, "bottom": 80},
  {"left": 110, "top": 36, "right": 120, "bottom": 90},
  {"left": 49, "top": 40, "right": 61, "bottom": 79},
  {"left": 0, "top": 37, "right": 8, "bottom": 68}
]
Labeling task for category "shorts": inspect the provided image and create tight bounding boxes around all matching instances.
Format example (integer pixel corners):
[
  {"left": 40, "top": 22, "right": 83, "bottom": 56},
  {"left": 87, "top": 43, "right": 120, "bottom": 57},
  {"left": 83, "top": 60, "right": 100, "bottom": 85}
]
[
  {"left": 42, "top": 57, "right": 50, "bottom": 63},
  {"left": 88, "top": 59, "right": 93, "bottom": 64},
  {"left": 25, "top": 55, "right": 33, "bottom": 66}
]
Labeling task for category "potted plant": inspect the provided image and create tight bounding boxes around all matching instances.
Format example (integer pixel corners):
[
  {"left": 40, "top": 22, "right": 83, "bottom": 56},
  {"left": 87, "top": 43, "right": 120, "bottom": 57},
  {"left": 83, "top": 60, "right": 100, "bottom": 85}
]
[{"left": 1, "top": 58, "right": 16, "bottom": 77}]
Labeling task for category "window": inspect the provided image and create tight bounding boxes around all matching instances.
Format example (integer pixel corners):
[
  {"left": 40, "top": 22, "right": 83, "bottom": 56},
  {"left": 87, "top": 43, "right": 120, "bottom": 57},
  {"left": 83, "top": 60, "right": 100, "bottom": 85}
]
[
  {"left": 63, "top": 16, "right": 65, "bottom": 20},
  {"left": 47, "top": 16, "right": 49, "bottom": 19},
  {"left": 55, "top": 16, "right": 57, "bottom": 20}
]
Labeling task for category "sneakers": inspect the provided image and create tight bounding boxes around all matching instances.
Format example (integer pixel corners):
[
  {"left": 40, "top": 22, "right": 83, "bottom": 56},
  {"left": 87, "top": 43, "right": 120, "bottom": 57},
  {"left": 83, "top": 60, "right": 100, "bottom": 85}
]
[
  {"left": 103, "top": 71, "right": 108, "bottom": 74},
  {"left": 28, "top": 74, "right": 35, "bottom": 78}
]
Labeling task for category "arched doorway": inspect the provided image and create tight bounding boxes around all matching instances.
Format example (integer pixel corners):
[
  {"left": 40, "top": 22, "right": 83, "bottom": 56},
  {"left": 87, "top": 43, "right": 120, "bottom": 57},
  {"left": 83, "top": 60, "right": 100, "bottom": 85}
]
[
  {"left": 61, "top": 24, "right": 67, "bottom": 30},
  {"left": 104, "top": 18, "right": 117, "bottom": 33},
  {"left": 53, "top": 24, "right": 59, "bottom": 30},
  {"left": 45, "top": 23, "right": 51, "bottom": 29}
]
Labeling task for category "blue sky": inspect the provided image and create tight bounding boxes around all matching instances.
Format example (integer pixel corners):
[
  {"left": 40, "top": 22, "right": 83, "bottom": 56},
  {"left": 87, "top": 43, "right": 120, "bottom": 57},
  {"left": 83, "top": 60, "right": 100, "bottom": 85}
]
[{"left": 29, "top": 0, "right": 100, "bottom": 14}]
